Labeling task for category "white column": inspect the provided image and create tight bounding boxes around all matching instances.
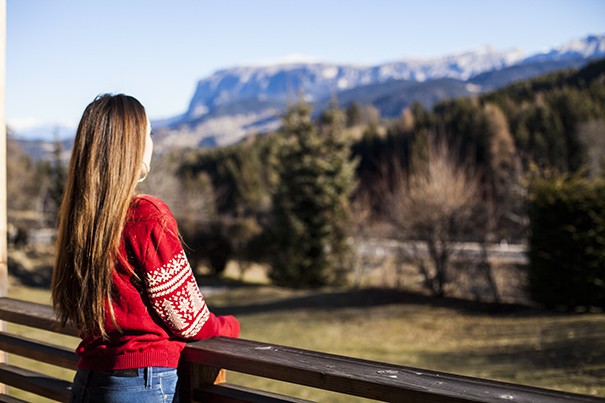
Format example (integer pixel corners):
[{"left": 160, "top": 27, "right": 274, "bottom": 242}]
[
  {"left": 0, "top": 0, "right": 7, "bottom": 297},
  {"left": 0, "top": 0, "right": 8, "bottom": 394}
]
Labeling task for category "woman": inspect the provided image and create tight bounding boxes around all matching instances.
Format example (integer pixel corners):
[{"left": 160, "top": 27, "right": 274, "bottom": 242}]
[{"left": 51, "top": 94, "right": 239, "bottom": 403}]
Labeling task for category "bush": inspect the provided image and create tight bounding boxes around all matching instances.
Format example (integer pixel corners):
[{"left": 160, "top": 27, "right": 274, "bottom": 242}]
[
  {"left": 528, "top": 175, "right": 605, "bottom": 309},
  {"left": 181, "top": 220, "right": 232, "bottom": 277}
]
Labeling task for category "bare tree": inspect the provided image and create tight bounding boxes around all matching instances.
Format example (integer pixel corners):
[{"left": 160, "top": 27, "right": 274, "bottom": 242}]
[
  {"left": 386, "top": 141, "right": 481, "bottom": 297},
  {"left": 139, "top": 154, "right": 216, "bottom": 223},
  {"left": 6, "top": 136, "right": 37, "bottom": 213},
  {"left": 348, "top": 190, "right": 374, "bottom": 287},
  {"left": 482, "top": 103, "right": 521, "bottom": 241},
  {"left": 578, "top": 120, "right": 605, "bottom": 179}
]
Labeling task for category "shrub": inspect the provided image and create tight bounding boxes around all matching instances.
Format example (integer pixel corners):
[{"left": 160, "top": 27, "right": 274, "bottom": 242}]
[
  {"left": 181, "top": 220, "right": 232, "bottom": 277},
  {"left": 528, "top": 175, "right": 605, "bottom": 308}
]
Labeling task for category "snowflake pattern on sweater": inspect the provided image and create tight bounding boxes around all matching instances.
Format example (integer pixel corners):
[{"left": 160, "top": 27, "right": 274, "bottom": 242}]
[{"left": 145, "top": 251, "right": 210, "bottom": 338}]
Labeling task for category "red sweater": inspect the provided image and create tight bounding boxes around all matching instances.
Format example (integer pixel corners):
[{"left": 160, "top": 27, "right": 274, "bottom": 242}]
[{"left": 76, "top": 195, "right": 240, "bottom": 370}]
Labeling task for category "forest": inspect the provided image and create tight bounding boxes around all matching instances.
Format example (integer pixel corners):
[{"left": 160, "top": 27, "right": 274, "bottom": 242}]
[{"left": 7, "top": 58, "right": 605, "bottom": 305}]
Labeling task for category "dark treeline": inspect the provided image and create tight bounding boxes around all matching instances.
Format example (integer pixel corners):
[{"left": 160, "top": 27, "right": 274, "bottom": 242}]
[{"left": 356, "top": 58, "right": 605, "bottom": 190}]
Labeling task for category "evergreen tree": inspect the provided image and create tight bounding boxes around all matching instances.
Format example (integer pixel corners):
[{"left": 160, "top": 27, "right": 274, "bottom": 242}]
[{"left": 270, "top": 101, "right": 358, "bottom": 287}]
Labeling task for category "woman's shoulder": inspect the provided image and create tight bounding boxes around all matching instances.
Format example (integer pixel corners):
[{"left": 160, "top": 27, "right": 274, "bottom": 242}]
[{"left": 129, "top": 195, "right": 174, "bottom": 220}]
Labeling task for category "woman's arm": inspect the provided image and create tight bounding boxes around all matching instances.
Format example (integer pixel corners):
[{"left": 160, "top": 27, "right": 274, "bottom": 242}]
[
  {"left": 143, "top": 248, "right": 240, "bottom": 340},
  {"left": 138, "top": 199, "right": 240, "bottom": 340}
]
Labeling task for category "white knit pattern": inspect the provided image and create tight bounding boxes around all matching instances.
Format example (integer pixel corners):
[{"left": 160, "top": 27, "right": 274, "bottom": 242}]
[{"left": 146, "top": 251, "right": 210, "bottom": 338}]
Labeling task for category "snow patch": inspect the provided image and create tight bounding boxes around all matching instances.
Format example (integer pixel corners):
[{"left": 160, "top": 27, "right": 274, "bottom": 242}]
[
  {"left": 465, "top": 83, "right": 482, "bottom": 93},
  {"left": 191, "top": 104, "right": 209, "bottom": 118},
  {"left": 337, "top": 78, "right": 349, "bottom": 89},
  {"left": 322, "top": 66, "right": 339, "bottom": 79}
]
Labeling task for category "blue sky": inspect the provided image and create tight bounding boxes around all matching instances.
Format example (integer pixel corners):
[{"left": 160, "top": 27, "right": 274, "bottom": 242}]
[{"left": 6, "top": 0, "right": 605, "bottom": 135}]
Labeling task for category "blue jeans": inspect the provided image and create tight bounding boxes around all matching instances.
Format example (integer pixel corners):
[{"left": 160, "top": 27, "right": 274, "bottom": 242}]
[{"left": 70, "top": 367, "right": 179, "bottom": 403}]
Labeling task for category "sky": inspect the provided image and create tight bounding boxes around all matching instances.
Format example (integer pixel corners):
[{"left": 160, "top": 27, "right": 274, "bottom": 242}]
[{"left": 5, "top": 0, "right": 605, "bottom": 137}]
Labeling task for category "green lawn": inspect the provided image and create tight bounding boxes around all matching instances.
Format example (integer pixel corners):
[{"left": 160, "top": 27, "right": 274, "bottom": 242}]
[{"left": 5, "top": 281, "right": 605, "bottom": 402}]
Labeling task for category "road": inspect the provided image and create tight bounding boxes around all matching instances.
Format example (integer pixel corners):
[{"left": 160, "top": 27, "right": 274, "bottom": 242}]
[{"left": 356, "top": 238, "right": 528, "bottom": 264}]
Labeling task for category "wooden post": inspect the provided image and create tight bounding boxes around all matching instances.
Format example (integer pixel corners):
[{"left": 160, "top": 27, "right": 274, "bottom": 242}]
[
  {"left": 178, "top": 363, "right": 225, "bottom": 402},
  {"left": 0, "top": 0, "right": 8, "bottom": 395}
]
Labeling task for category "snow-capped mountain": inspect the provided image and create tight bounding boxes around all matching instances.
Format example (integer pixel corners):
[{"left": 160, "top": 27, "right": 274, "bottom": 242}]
[
  {"left": 159, "top": 34, "right": 604, "bottom": 150},
  {"left": 522, "top": 34, "right": 605, "bottom": 64},
  {"left": 11, "top": 34, "right": 605, "bottom": 152},
  {"left": 181, "top": 35, "right": 604, "bottom": 125},
  {"left": 8, "top": 121, "right": 76, "bottom": 142},
  {"left": 182, "top": 46, "right": 525, "bottom": 123}
]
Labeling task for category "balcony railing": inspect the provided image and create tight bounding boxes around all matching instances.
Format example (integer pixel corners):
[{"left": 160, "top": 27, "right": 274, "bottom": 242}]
[{"left": 0, "top": 297, "right": 603, "bottom": 402}]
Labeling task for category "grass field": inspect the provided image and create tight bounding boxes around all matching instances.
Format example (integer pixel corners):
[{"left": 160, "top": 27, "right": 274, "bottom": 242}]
[{"left": 5, "top": 273, "right": 605, "bottom": 402}]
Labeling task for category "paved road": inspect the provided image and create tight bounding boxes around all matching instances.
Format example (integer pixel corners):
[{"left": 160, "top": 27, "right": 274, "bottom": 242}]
[{"left": 357, "top": 238, "right": 528, "bottom": 264}]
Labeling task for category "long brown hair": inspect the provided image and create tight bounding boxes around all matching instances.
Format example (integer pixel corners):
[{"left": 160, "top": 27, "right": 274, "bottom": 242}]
[{"left": 52, "top": 94, "right": 148, "bottom": 338}]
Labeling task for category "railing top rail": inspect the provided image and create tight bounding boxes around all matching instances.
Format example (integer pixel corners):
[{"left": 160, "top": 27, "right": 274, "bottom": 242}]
[
  {"left": 183, "top": 337, "right": 603, "bottom": 403},
  {"left": 0, "top": 297, "right": 77, "bottom": 337}
]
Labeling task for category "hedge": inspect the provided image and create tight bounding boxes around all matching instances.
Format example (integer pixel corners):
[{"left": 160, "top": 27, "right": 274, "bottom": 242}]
[{"left": 528, "top": 175, "right": 605, "bottom": 309}]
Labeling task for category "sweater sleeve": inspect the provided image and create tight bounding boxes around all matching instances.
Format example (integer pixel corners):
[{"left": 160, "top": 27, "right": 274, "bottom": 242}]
[{"left": 140, "top": 207, "right": 239, "bottom": 340}]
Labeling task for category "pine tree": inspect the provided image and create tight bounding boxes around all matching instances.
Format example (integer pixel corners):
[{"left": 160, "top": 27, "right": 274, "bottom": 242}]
[{"left": 270, "top": 100, "right": 358, "bottom": 287}]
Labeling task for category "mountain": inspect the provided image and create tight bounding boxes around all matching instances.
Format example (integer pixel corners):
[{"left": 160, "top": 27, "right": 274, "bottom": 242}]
[
  {"left": 151, "top": 34, "right": 604, "bottom": 150},
  {"left": 7, "top": 123, "right": 75, "bottom": 143},
  {"left": 11, "top": 34, "right": 605, "bottom": 153},
  {"left": 9, "top": 136, "right": 73, "bottom": 161},
  {"left": 180, "top": 46, "right": 523, "bottom": 123},
  {"left": 521, "top": 34, "right": 605, "bottom": 64}
]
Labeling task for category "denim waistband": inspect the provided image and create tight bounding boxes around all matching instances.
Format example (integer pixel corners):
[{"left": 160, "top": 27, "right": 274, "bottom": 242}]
[
  {"left": 116, "top": 369, "right": 139, "bottom": 377},
  {"left": 71, "top": 366, "right": 180, "bottom": 402},
  {"left": 81, "top": 367, "right": 176, "bottom": 387}
]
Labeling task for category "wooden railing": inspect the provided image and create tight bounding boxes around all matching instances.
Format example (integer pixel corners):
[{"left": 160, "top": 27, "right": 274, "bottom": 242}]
[{"left": 0, "top": 297, "right": 603, "bottom": 403}]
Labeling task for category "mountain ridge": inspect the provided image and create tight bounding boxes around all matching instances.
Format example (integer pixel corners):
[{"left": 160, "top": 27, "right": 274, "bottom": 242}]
[
  {"left": 182, "top": 34, "right": 604, "bottom": 121},
  {"left": 148, "top": 34, "right": 603, "bottom": 150},
  {"left": 10, "top": 34, "right": 605, "bottom": 148}
]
